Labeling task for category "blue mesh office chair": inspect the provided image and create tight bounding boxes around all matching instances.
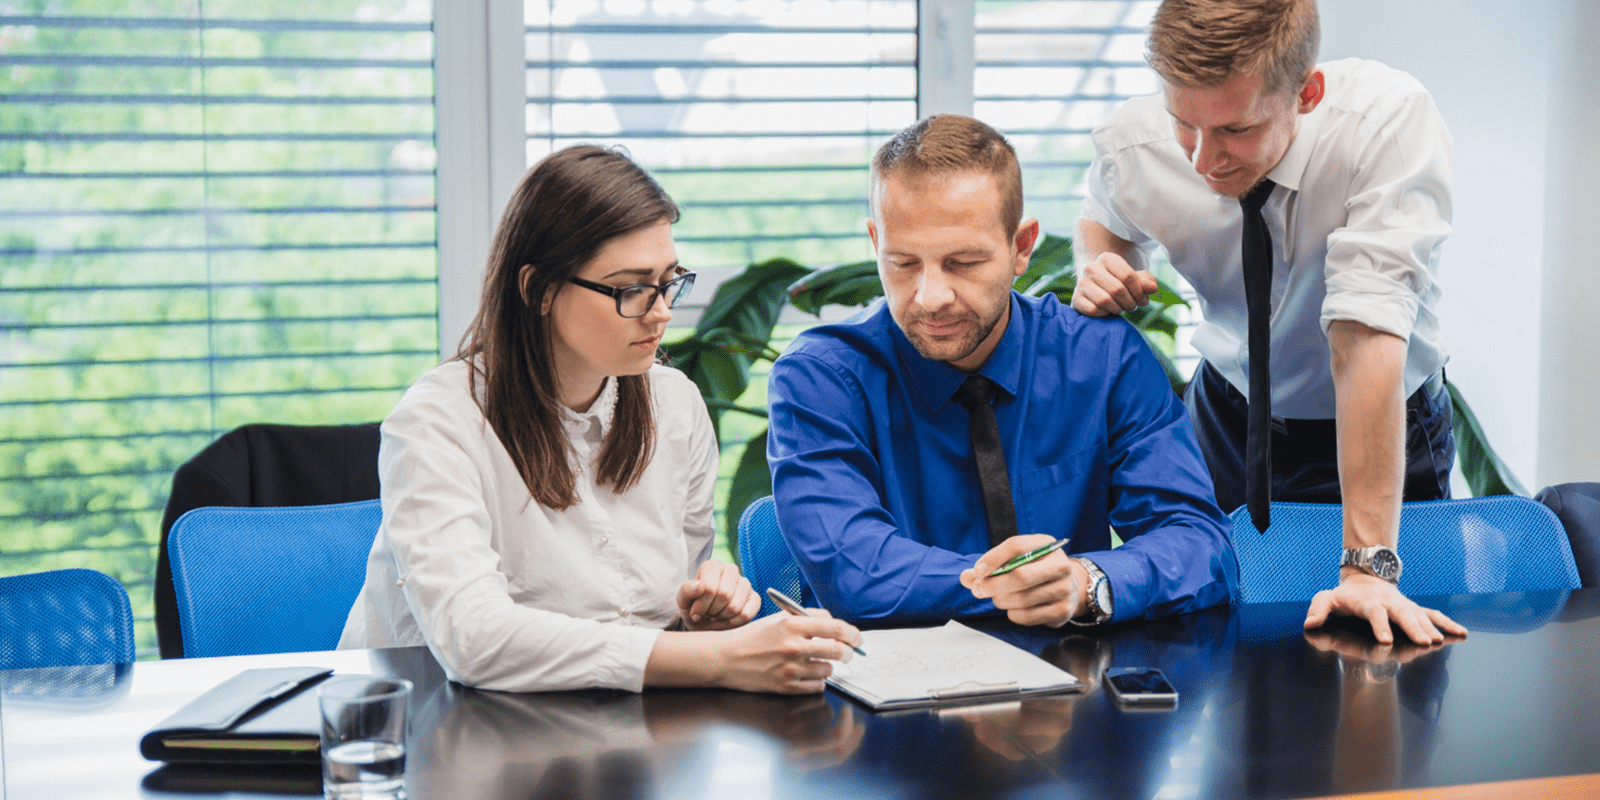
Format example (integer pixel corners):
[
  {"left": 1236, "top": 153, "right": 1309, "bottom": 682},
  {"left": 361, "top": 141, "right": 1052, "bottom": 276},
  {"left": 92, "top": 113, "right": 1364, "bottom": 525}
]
[
  {"left": 737, "top": 496, "right": 812, "bottom": 617},
  {"left": 0, "top": 568, "right": 135, "bottom": 669},
  {"left": 1230, "top": 497, "right": 1581, "bottom": 605},
  {"left": 167, "top": 499, "right": 382, "bottom": 657},
  {"left": 156, "top": 422, "right": 381, "bottom": 658}
]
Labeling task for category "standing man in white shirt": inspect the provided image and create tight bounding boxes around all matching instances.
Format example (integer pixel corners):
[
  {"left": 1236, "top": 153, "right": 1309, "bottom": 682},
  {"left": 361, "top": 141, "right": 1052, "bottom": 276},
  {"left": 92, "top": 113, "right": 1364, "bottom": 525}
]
[{"left": 1072, "top": 0, "right": 1468, "bottom": 645}]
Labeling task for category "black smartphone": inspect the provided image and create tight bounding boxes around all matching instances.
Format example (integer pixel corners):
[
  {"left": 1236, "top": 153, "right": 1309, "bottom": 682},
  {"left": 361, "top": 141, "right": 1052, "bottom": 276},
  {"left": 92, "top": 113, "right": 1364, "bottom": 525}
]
[{"left": 1103, "top": 667, "right": 1179, "bottom": 706}]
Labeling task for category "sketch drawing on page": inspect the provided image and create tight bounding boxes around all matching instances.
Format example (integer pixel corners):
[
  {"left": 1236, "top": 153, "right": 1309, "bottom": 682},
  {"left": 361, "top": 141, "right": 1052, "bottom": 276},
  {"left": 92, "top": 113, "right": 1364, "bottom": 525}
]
[{"left": 845, "top": 649, "right": 987, "bottom": 678}]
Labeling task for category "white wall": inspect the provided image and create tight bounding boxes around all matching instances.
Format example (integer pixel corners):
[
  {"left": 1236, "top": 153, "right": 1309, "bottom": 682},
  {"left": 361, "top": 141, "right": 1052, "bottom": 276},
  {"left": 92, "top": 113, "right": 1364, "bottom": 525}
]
[
  {"left": 1321, "top": 0, "right": 1600, "bottom": 491},
  {"left": 1537, "top": 0, "right": 1600, "bottom": 487}
]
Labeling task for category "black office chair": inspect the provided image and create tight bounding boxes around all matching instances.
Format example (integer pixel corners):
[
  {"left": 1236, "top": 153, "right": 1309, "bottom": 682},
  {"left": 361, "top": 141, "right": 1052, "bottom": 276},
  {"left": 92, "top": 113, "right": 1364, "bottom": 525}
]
[
  {"left": 155, "top": 423, "right": 382, "bottom": 658},
  {"left": 1535, "top": 482, "right": 1600, "bottom": 588}
]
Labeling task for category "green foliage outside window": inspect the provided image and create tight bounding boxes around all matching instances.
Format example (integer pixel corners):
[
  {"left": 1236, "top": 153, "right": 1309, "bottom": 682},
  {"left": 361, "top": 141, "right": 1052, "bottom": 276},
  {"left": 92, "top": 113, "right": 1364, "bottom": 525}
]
[{"left": 0, "top": 1, "right": 438, "bottom": 656}]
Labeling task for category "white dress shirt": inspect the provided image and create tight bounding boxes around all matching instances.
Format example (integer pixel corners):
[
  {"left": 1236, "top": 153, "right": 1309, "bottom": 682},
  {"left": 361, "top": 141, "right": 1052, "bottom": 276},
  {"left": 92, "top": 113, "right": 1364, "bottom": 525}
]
[
  {"left": 338, "top": 359, "right": 718, "bottom": 693},
  {"left": 1081, "top": 58, "right": 1452, "bottom": 418}
]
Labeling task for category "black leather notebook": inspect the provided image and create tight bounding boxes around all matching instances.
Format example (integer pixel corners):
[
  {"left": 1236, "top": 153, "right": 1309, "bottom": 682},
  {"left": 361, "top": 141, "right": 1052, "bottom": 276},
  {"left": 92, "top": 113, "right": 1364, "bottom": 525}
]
[{"left": 140, "top": 666, "right": 333, "bottom": 764}]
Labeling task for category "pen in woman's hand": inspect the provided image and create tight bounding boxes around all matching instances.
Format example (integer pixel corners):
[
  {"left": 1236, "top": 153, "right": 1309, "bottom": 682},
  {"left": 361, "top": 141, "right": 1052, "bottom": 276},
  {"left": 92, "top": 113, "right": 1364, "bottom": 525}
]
[{"left": 766, "top": 588, "right": 868, "bottom": 657}]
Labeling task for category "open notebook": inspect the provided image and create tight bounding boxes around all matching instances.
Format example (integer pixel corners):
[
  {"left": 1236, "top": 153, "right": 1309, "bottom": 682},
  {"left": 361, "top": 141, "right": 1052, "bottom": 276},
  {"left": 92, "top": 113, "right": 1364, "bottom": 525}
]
[{"left": 827, "top": 620, "right": 1083, "bottom": 710}]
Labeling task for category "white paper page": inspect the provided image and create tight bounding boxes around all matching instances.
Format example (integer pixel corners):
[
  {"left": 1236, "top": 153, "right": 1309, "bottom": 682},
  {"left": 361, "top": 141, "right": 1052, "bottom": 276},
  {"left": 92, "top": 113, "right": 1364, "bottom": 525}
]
[{"left": 828, "top": 620, "right": 1081, "bottom": 707}]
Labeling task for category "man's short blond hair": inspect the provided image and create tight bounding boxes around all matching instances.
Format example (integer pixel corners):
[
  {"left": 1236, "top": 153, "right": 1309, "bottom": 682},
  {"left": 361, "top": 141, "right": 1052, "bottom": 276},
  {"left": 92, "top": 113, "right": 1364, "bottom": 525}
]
[
  {"left": 870, "top": 115, "right": 1023, "bottom": 238},
  {"left": 1147, "top": 0, "right": 1320, "bottom": 97}
]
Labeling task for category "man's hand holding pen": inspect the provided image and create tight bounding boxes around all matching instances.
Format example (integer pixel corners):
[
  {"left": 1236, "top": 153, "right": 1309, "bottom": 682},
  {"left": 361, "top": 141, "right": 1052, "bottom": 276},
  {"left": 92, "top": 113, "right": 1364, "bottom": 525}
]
[{"left": 961, "top": 534, "right": 1089, "bottom": 628}]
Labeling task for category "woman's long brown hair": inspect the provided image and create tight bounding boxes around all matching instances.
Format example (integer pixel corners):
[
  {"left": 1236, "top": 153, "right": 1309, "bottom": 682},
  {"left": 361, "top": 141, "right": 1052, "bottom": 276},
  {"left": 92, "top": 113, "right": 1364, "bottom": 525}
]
[{"left": 457, "top": 145, "right": 680, "bottom": 510}]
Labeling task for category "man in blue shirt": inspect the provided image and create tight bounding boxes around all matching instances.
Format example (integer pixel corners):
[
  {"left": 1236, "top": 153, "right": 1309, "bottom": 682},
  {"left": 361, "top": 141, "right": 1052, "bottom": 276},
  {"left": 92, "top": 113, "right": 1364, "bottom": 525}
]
[{"left": 767, "top": 115, "right": 1237, "bottom": 626}]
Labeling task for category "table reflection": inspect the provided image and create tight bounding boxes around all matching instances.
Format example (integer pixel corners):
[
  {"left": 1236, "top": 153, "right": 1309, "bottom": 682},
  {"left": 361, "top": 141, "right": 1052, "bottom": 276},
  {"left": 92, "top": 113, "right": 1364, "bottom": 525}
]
[
  {"left": 1305, "top": 625, "right": 1458, "bottom": 795},
  {"left": 953, "top": 634, "right": 1110, "bottom": 768},
  {"left": 3, "top": 589, "right": 1598, "bottom": 800},
  {"left": 1206, "top": 590, "right": 1585, "bottom": 800},
  {"left": 1, "top": 662, "right": 131, "bottom": 708},
  {"left": 406, "top": 681, "right": 865, "bottom": 799}
]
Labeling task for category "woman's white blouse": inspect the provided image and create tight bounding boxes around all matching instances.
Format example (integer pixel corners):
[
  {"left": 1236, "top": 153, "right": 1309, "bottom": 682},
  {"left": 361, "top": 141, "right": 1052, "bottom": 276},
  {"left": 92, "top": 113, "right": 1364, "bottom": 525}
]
[{"left": 338, "top": 360, "right": 718, "bottom": 692}]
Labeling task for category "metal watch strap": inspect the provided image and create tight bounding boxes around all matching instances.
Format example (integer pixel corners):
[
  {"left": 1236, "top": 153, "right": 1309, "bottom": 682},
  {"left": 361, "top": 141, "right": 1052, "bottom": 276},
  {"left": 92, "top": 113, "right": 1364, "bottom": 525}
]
[
  {"left": 1340, "top": 545, "right": 1403, "bottom": 583},
  {"left": 1069, "top": 556, "right": 1112, "bottom": 626}
]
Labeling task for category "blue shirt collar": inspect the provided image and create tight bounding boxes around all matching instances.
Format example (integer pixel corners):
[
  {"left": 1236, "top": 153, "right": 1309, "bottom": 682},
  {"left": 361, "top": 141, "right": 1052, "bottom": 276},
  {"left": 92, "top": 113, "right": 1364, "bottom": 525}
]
[{"left": 890, "top": 293, "right": 1025, "bottom": 412}]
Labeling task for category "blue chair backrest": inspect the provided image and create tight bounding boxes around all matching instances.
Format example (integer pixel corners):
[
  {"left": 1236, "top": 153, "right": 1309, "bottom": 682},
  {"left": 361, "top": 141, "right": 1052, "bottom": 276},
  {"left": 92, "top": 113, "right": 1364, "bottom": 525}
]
[
  {"left": 738, "top": 496, "right": 812, "bottom": 617},
  {"left": 168, "top": 499, "right": 382, "bottom": 657},
  {"left": 0, "top": 568, "right": 135, "bottom": 669},
  {"left": 1230, "top": 497, "right": 1581, "bottom": 604}
]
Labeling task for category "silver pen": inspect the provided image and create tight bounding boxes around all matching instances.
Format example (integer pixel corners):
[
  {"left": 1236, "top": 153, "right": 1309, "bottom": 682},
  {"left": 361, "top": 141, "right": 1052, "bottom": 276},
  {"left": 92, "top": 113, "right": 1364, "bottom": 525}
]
[{"left": 766, "top": 587, "right": 867, "bottom": 657}]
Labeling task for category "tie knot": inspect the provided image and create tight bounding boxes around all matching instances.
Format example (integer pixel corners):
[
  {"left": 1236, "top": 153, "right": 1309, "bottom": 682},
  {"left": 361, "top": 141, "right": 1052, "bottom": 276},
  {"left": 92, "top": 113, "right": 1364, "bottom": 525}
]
[
  {"left": 1240, "top": 178, "right": 1276, "bottom": 213},
  {"left": 955, "top": 374, "right": 997, "bottom": 409}
]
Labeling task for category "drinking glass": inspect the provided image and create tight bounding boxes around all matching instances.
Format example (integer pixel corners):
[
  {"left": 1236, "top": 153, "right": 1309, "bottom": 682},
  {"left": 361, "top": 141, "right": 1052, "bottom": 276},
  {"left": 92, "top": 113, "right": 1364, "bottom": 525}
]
[{"left": 318, "top": 675, "right": 412, "bottom": 799}]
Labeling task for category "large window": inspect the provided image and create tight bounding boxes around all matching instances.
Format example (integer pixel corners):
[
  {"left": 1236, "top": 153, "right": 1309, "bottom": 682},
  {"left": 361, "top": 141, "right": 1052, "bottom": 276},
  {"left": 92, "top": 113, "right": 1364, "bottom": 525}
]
[
  {"left": 2, "top": 0, "right": 1162, "bottom": 655},
  {"left": 514, "top": 0, "right": 1170, "bottom": 540},
  {"left": 0, "top": 1, "right": 438, "bottom": 655}
]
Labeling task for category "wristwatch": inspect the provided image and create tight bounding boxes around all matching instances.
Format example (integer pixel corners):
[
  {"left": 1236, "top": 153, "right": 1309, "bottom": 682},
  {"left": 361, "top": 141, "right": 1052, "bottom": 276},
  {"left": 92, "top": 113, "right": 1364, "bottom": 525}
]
[
  {"left": 1340, "top": 545, "right": 1403, "bottom": 583},
  {"left": 1069, "top": 557, "right": 1114, "bottom": 625}
]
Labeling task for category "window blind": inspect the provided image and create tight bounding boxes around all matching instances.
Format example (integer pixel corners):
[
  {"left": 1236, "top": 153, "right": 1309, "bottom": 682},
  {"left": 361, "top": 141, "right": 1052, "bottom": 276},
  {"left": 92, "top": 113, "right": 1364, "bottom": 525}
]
[
  {"left": 521, "top": 0, "right": 918, "bottom": 546},
  {"left": 523, "top": 0, "right": 918, "bottom": 273},
  {"left": 975, "top": 0, "right": 1198, "bottom": 377},
  {"left": 0, "top": 1, "right": 438, "bottom": 655},
  {"left": 975, "top": 0, "right": 1156, "bottom": 227}
]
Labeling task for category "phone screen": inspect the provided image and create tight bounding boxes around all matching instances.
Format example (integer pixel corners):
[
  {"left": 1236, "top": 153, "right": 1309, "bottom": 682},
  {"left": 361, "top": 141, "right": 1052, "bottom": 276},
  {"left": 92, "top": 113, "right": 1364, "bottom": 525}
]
[{"left": 1105, "top": 667, "right": 1178, "bottom": 704}]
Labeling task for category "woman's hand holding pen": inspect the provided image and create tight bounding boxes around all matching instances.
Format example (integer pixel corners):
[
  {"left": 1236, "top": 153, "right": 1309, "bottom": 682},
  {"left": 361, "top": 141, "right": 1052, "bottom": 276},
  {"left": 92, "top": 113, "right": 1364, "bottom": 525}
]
[
  {"left": 677, "top": 560, "right": 761, "bottom": 631},
  {"left": 647, "top": 605, "right": 863, "bottom": 694},
  {"left": 708, "top": 610, "right": 863, "bottom": 694}
]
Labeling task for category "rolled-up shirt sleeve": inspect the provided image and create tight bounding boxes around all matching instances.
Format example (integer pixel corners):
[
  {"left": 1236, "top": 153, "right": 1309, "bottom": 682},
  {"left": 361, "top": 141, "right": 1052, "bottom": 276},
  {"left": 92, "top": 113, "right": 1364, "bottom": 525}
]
[
  {"left": 1080, "top": 140, "right": 1151, "bottom": 248},
  {"left": 1321, "top": 89, "right": 1453, "bottom": 340}
]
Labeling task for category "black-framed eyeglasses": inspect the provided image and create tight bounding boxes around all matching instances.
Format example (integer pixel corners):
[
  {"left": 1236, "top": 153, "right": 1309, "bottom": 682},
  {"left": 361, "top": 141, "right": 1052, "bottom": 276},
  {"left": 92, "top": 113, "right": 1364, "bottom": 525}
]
[{"left": 568, "top": 271, "right": 697, "bottom": 319}]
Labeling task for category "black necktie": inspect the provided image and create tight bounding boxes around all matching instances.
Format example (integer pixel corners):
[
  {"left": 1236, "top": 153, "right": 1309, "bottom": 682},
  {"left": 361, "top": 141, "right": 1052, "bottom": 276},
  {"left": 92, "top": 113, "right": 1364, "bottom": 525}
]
[
  {"left": 955, "top": 375, "right": 1018, "bottom": 548},
  {"left": 1241, "top": 179, "right": 1277, "bottom": 534}
]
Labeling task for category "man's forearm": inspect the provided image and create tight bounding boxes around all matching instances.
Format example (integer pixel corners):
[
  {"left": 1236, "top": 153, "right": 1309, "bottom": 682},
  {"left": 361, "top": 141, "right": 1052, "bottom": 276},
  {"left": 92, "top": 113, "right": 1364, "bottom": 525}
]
[
  {"left": 1312, "top": 324, "right": 1467, "bottom": 645},
  {"left": 1328, "top": 320, "right": 1407, "bottom": 550}
]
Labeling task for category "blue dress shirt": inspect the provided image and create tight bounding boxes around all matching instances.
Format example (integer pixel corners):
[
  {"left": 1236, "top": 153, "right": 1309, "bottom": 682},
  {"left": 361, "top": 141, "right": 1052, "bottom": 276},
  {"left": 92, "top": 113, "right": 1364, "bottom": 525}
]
[{"left": 767, "top": 292, "right": 1237, "bottom": 624}]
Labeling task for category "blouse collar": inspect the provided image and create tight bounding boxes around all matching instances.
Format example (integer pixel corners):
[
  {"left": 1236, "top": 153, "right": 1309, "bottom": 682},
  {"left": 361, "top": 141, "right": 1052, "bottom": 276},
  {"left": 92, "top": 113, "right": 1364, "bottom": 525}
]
[{"left": 561, "top": 376, "right": 620, "bottom": 439}]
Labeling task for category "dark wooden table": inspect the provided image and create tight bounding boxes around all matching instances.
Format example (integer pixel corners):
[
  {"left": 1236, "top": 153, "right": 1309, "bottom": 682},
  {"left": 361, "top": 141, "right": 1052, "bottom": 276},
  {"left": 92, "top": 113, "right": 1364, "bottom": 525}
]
[{"left": 5, "top": 588, "right": 1599, "bottom": 800}]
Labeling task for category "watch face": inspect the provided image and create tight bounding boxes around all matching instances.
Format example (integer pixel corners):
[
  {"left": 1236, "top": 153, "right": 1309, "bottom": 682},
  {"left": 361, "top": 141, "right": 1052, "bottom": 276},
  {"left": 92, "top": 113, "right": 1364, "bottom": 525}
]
[
  {"left": 1370, "top": 548, "right": 1401, "bottom": 581},
  {"left": 1094, "top": 579, "right": 1113, "bottom": 610}
]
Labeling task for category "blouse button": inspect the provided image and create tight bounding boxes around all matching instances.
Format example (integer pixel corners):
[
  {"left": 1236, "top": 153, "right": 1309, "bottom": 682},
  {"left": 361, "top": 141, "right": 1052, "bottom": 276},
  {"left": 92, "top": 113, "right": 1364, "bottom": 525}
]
[
  {"left": 617, "top": 608, "right": 629, "bottom": 617},
  {"left": 599, "top": 536, "right": 609, "bottom": 546}
]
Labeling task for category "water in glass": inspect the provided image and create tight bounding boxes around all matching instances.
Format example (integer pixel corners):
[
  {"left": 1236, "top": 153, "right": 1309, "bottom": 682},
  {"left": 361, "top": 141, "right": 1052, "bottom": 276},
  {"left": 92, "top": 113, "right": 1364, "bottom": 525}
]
[{"left": 324, "top": 739, "right": 405, "bottom": 798}]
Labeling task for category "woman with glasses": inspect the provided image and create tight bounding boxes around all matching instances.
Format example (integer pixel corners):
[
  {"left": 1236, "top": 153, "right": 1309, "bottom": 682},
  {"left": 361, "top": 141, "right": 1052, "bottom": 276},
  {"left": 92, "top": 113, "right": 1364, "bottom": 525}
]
[{"left": 339, "top": 145, "right": 860, "bottom": 693}]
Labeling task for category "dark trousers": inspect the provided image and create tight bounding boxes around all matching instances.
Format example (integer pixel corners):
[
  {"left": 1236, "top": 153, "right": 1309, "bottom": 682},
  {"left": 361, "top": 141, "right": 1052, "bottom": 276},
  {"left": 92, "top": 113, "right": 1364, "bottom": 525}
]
[{"left": 1184, "top": 361, "right": 1455, "bottom": 514}]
